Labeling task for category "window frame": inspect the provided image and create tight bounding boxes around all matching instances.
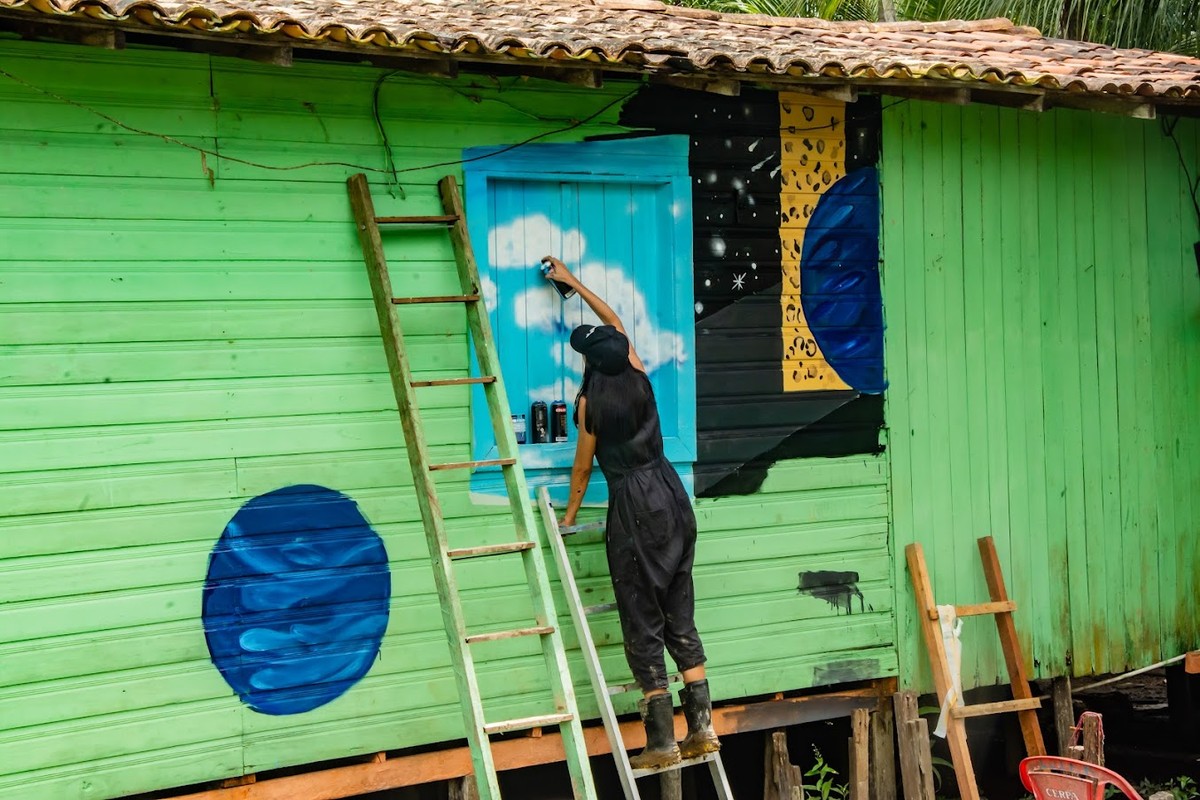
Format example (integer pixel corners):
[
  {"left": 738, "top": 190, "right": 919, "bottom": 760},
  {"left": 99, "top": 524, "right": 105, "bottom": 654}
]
[{"left": 461, "top": 136, "right": 696, "bottom": 498}]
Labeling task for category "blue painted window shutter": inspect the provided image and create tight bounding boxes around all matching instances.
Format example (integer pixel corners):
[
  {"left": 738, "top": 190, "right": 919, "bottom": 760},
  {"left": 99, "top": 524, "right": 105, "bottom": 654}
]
[{"left": 462, "top": 136, "right": 695, "bottom": 503}]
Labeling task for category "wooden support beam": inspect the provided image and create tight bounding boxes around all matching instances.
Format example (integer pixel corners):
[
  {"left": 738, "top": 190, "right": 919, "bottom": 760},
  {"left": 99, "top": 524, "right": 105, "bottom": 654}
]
[
  {"left": 850, "top": 708, "right": 871, "bottom": 800},
  {"left": 798, "top": 84, "right": 859, "bottom": 103},
  {"left": 1051, "top": 677, "right": 1074, "bottom": 757},
  {"left": 870, "top": 696, "right": 897, "bottom": 800},
  {"left": 3, "top": 17, "right": 124, "bottom": 48},
  {"left": 881, "top": 85, "right": 972, "bottom": 105},
  {"left": 1047, "top": 93, "right": 1156, "bottom": 119},
  {"left": 177, "top": 37, "right": 293, "bottom": 66},
  {"left": 654, "top": 74, "right": 741, "bottom": 96},
  {"left": 165, "top": 685, "right": 884, "bottom": 800}
]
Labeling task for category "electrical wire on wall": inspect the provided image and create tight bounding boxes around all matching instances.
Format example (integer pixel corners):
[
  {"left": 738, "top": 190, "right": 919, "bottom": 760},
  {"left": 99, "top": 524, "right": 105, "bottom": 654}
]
[
  {"left": 0, "top": 64, "right": 636, "bottom": 187},
  {"left": 1161, "top": 114, "right": 1200, "bottom": 279}
]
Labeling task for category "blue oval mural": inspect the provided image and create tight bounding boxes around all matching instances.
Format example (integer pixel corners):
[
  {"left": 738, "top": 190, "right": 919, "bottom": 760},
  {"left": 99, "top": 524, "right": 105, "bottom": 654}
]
[
  {"left": 800, "top": 166, "right": 886, "bottom": 395},
  {"left": 202, "top": 484, "right": 391, "bottom": 715}
]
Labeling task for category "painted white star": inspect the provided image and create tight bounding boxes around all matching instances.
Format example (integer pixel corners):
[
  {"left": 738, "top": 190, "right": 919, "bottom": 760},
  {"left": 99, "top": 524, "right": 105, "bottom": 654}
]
[{"left": 732, "top": 273, "right": 747, "bottom": 290}]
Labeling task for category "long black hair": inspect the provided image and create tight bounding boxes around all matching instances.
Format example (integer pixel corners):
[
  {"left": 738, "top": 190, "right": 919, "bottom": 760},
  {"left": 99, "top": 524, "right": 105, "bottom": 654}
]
[{"left": 574, "top": 361, "right": 652, "bottom": 443}]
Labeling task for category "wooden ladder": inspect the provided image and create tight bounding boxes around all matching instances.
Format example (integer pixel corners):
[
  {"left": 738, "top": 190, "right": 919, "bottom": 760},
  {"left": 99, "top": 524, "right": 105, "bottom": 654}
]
[
  {"left": 346, "top": 173, "right": 597, "bottom": 800},
  {"left": 906, "top": 536, "right": 1046, "bottom": 800},
  {"left": 536, "top": 487, "right": 735, "bottom": 800}
]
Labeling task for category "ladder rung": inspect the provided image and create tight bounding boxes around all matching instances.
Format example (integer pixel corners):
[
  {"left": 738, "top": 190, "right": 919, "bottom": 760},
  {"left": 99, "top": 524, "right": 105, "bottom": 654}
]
[
  {"left": 412, "top": 376, "right": 496, "bottom": 388},
  {"left": 631, "top": 751, "right": 721, "bottom": 779},
  {"left": 561, "top": 521, "right": 606, "bottom": 537},
  {"left": 584, "top": 602, "right": 618, "bottom": 616},
  {"left": 928, "top": 600, "right": 1017, "bottom": 620},
  {"left": 951, "top": 697, "right": 1042, "bottom": 719},
  {"left": 391, "top": 294, "right": 480, "bottom": 305},
  {"left": 465, "top": 625, "right": 555, "bottom": 644},
  {"left": 429, "top": 458, "right": 516, "bottom": 472},
  {"left": 483, "top": 712, "right": 573, "bottom": 736},
  {"left": 375, "top": 215, "right": 459, "bottom": 225},
  {"left": 447, "top": 541, "right": 536, "bottom": 560}
]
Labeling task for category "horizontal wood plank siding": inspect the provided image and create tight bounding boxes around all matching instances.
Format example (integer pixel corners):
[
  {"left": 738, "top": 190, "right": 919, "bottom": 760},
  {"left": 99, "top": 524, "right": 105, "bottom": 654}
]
[{"left": 0, "top": 41, "right": 895, "bottom": 800}]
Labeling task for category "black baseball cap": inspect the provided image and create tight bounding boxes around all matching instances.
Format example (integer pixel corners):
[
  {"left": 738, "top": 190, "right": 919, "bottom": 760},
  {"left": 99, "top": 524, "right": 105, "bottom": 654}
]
[{"left": 570, "top": 324, "right": 630, "bottom": 375}]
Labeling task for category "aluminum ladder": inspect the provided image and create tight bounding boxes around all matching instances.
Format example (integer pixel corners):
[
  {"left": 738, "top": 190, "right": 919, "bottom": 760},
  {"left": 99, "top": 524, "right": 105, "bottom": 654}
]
[
  {"left": 536, "top": 486, "right": 735, "bottom": 800},
  {"left": 346, "top": 173, "right": 597, "bottom": 800}
]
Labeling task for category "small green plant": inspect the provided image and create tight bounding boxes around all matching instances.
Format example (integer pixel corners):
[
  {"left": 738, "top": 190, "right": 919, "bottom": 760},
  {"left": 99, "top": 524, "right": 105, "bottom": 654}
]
[
  {"left": 1136, "top": 776, "right": 1199, "bottom": 800},
  {"left": 804, "top": 746, "right": 848, "bottom": 800}
]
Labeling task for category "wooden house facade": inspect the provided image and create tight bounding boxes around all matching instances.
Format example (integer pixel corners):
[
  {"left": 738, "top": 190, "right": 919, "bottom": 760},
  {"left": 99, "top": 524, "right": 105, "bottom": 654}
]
[{"left": 0, "top": 1, "right": 1196, "bottom": 797}]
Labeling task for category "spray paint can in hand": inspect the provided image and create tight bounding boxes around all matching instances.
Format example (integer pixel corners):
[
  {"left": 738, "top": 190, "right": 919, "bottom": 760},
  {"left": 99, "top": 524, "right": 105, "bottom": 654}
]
[
  {"left": 531, "top": 401, "right": 549, "bottom": 444},
  {"left": 551, "top": 401, "right": 569, "bottom": 443}
]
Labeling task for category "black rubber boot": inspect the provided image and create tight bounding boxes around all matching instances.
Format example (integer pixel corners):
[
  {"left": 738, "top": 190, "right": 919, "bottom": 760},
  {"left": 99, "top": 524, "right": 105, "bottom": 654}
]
[
  {"left": 628, "top": 693, "right": 681, "bottom": 770},
  {"left": 679, "top": 679, "right": 720, "bottom": 758}
]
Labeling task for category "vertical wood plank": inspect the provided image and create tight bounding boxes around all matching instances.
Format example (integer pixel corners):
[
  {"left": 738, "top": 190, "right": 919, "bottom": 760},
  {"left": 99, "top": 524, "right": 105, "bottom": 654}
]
[{"left": 1054, "top": 110, "right": 1091, "bottom": 678}]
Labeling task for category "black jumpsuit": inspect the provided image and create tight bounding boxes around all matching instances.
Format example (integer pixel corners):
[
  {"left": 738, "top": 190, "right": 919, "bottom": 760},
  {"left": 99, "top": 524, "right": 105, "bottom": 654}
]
[{"left": 585, "top": 372, "right": 706, "bottom": 692}]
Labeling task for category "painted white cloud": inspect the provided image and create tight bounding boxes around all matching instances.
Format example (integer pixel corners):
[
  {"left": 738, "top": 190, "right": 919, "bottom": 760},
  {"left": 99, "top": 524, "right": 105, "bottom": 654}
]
[
  {"left": 489, "top": 214, "right": 586, "bottom": 269},
  {"left": 481, "top": 275, "right": 498, "bottom": 313},
  {"left": 513, "top": 260, "right": 687, "bottom": 375}
]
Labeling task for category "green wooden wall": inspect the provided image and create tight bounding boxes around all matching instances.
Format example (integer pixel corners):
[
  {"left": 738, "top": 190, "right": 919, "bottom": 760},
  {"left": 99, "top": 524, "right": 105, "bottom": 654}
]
[
  {"left": 0, "top": 39, "right": 895, "bottom": 800},
  {"left": 882, "top": 100, "right": 1200, "bottom": 691}
]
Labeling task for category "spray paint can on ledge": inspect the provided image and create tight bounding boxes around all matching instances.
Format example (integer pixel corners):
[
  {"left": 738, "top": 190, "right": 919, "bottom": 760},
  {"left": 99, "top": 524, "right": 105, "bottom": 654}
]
[
  {"left": 551, "top": 401, "right": 568, "bottom": 443},
  {"left": 511, "top": 414, "right": 527, "bottom": 445},
  {"left": 531, "top": 401, "right": 549, "bottom": 444}
]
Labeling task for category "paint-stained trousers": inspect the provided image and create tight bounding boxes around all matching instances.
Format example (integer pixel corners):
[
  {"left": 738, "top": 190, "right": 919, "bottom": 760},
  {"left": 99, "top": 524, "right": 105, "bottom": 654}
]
[{"left": 605, "top": 462, "right": 706, "bottom": 692}]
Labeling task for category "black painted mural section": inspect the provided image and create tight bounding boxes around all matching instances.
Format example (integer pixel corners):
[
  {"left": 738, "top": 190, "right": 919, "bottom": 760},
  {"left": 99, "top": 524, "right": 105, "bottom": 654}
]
[{"left": 619, "top": 87, "right": 884, "bottom": 497}]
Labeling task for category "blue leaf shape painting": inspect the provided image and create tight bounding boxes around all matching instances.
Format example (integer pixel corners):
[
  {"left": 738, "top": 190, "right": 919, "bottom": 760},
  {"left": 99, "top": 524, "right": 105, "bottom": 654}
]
[
  {"left": 799, "top": 167, "right": 886, "bottom": 394},
  {"left": 203, "top": 484, "right": 391, "bottom": 715}
]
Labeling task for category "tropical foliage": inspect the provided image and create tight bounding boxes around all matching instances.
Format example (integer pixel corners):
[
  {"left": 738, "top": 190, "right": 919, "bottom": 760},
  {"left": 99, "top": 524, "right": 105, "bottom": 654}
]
[{"left": 671, "top": 0, "right": 1200, "bottom": 55}]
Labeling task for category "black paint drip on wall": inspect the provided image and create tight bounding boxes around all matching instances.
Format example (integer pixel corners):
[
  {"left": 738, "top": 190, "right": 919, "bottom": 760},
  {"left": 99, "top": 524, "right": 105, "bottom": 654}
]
[
  {"left": 797, "top": 570, "right": 865, "bottom": 615},
  {"left": 617, "top": 88, "right": 885, "bottom": 497}
]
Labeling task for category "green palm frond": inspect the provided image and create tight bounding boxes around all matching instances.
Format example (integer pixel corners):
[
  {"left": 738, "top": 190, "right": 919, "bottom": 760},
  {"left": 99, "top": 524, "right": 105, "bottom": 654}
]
[{"left": 670, "top": 0, "right": 1200, "bottom": 54}]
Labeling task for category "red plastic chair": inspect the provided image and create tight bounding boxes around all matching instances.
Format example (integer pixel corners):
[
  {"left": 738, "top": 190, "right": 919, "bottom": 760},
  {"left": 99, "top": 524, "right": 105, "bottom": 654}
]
[{"left": 1020, "top": 757, "right": 1144, "bottom": 800}]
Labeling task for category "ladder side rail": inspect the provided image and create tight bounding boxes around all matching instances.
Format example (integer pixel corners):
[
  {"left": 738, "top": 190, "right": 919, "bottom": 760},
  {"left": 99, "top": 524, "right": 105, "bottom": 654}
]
[
  {"left": 348, "top": 173, "right": 502, "bottom": 799},
  {"left": 538, "top": 488, "right": 643, "bottom": 800},
  {"left": 905, "top": 543, "right": 981, "bottom": 800},
  {"left": 976, "top": 536, "right": 1047, "bottom": 756},
  {"left": 437, "top": 175, "right": 596, "bottom": 800}
]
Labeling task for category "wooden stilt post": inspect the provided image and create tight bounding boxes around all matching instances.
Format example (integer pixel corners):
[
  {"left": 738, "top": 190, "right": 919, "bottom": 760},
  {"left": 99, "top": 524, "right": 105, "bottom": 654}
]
[
  {"left": 764, "top": 730, "right": 804, "bottom": 800},
  {"left": 450, "top": 775, "right": 480, "bottom": 800},
  {"left": 1051, "top": 677, "right": 1074, "bottom": 757},
  {"left": 850, "top": 708, "right": 871, "bottom": 800},
  {"left": 1080, "top": 714, "right": 1104, "bottom": 766},
  {"left": 870, "top": 697, "right": 897, "bottom": 800},
  {"left": 660, "top": 770, "right": 682, "bottom": 800},
  {"left": 893, "top": 692, "right": 934, "bottom": 800}
]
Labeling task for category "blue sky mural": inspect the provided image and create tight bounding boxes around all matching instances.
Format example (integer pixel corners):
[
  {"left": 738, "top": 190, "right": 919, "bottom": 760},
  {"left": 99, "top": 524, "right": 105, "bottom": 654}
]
[{"left": 462, "top": 138, "right": 696, "bottom": 505}]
